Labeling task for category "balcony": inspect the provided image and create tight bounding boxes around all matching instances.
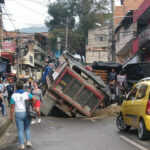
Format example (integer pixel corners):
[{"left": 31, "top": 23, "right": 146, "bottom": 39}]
[
  {"left": 115, "top": 25, "right": 134, "bottom": 55},
  {"left": 34, "top": 44, "right": 46, "bottom": 55},
  {"left": 138, "top": 27, "right": 150, "bottom": 48}
]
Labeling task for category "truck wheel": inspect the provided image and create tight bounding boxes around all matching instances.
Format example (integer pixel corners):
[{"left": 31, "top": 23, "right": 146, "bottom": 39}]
[
  {"left": 116, "top": 114, "right": 130, "bottom": 131},
  {"left": 138, "top": 120, "right": 150, "bottom": 140}
]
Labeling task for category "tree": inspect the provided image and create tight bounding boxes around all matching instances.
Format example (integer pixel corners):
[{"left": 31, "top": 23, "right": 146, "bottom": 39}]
[
  {"left": 46, "top": 0, "right": 76, "bottom": 30},
  {"left": 46, "top": 0, "right": 110, "bottom": 61}
]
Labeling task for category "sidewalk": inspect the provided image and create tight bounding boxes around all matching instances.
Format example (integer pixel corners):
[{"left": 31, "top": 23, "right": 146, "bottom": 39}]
[
  {"left": 0, "top": 101, "right": 17, "bottom": 148},
  {"left": 0, "top": 101, "right": 11, "bottom": 137},
  {"left": 0, "top": 101, "right": 12, "bottom": 146}
]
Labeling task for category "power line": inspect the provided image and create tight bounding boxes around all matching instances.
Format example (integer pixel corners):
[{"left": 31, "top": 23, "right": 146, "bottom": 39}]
[
  {"left": 2, "top": 5, "right": 17, "bottom": 30},
  {"left": 26, "top": 0, "right": 48, "bottom": 6},
  {"left": 14, "top": 0, "right": 46, "bottom": 17}
]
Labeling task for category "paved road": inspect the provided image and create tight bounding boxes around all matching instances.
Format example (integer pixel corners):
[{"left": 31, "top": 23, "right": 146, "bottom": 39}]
[{"left": 1, "top": 117, "right": 150, "bottom": 150}]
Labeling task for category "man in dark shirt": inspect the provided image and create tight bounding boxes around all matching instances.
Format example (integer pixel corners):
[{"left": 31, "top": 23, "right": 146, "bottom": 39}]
[
  {"left": 7, "top": 78, "right": 14, "bottom": 107},
  {"left": 109, "top": 68, "right": 117, "bottom": 82}
]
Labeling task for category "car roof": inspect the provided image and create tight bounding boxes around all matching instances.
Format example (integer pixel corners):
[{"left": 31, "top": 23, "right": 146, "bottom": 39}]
[
  {"left": 138, "top": 77, "right": 150, "bottom": 82},
  {"left": 137, "top": 77, "right": 150, "bottom": 85}
]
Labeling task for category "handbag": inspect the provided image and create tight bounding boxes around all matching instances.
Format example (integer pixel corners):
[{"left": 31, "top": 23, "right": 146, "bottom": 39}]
[{"left": 25, "top": 99, "right": 37, "bottom": 119}]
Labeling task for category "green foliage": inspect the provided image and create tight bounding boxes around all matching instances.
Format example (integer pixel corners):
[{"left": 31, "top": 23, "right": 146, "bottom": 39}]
[
  {"left": 46, "top": 0, "right": 76, "bottom": 30},
  {"left": 46, "top": 0, "right": 111, "bottom": 61}
]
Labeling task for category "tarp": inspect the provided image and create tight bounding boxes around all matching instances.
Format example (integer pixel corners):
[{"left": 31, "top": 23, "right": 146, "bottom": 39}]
[
  {"left": 123, "top": 62, "right": 150, "bottom": 80},
  {"left": 92, "top": 61, "right": 122, "bottom": 72}
]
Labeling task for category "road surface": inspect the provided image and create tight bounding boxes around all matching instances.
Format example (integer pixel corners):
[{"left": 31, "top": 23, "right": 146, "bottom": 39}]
[{"left": 1, "top": 117, "right": 150, "bottom": 150}]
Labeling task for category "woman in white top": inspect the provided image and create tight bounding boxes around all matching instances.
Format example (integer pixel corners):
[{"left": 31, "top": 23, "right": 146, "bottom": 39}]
[{"left": 10, "top": 81, "right": 36, "bottom": 150}]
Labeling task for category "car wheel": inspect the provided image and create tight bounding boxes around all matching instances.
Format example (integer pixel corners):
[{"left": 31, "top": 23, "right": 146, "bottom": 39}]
[
  {"left": 138, "top": 120, "right": 150, "bottom": 140},
  {"left": 116, "top": 114, "right": 130, "bottom": 131}
]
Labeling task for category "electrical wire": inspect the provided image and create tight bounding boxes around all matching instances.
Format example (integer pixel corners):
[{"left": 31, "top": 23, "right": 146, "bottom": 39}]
[
  {"left": 2, "top": 5, "right": 18, "bottom": 30},
  {"left": 25, "top": 0, "right": 48, "bottom": 6},
  {"left": 14, "top": 0, "right": 46, "bottom": 17}
]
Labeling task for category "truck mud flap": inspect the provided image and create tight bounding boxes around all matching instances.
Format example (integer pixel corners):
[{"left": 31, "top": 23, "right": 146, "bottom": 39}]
[{"left": 41, "top": 92, "right": 56, "bottom": 116}]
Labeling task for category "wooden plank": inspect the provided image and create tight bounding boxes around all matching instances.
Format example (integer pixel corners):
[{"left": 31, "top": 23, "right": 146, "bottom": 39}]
[
  {"left": 64, "top": 78, "right": 76, "bottom": 93},
  {"left": 82, "top": 92, "right": 94, "bottom": 106},
  {"left": 73, "top": 84, "right": 85, "bottom": 100}
]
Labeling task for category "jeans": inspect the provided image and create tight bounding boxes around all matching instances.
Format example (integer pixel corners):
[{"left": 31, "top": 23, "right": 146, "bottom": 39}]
[
  {"left": 15, "top": 112, "right": 31, "bottom": 145},
  {"left": 0, "top": 102, "right": 6, "bottom": 115}
]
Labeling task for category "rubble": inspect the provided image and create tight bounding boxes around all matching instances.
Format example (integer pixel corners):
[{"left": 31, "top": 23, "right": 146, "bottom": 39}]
[{"left": 92, "top": 104, "right": 121, "bottom": 119}]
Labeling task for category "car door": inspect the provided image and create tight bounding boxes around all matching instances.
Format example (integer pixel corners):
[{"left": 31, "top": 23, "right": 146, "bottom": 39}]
[
  {"left": 133, "top": 84, "right": 148, "bottom": 128},
  {"left": 123, "top": 85, "right": 140, "bottom": 126}
]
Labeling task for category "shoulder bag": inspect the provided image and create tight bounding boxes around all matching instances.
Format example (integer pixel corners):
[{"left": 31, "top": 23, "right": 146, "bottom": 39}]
[{"left": 25, "top": 93, "right": 37, "bottom": 119}]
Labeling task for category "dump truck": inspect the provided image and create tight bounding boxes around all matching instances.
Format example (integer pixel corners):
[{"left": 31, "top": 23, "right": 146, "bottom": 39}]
[{"left": 41, "top": 51, "right": 111, "bottom": 117}]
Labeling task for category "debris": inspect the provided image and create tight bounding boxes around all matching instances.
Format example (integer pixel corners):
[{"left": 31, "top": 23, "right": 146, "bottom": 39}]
[{"left": 92, "top": 104, "right": 121, "bottom": 119}]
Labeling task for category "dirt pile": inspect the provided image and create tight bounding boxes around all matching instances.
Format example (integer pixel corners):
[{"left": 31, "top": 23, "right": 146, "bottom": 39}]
[{"left": 92, "top": 104, "right": 121, "bottom": 119}]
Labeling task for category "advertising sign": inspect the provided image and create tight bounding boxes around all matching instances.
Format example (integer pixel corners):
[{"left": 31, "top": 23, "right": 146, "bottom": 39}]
[{"left": 3, "top": 39, "right": 16, "bottom": 53}]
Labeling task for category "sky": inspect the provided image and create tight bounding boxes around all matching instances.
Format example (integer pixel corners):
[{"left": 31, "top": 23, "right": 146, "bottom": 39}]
[
  {"left": 2, "top": 0, "right": 121, "bottom": 31},
  {"left": 2, "top": 0, "right": 50, "bottom": 31}
]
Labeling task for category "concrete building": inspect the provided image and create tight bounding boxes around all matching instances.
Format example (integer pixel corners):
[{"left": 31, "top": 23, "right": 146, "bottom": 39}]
[
  {"left": 1, "top": 31, "right": 49, "bottom": 80},
  {"left": 86, "top": 27, "right": 111, "bottom": 64},
  {"left": 115, "top": 0, "right": 150, "bottom": 65},
  {"left": 115, "top": 10, "right": 135, "bottom": 64},
  {"left": 132, "top": 0, "right": 150, "bottom": 63}
]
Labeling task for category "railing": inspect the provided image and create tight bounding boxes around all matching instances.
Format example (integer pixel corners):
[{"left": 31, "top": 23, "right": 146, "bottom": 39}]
[
  {"left": 115, "top": 24, "right": 134, "bottom": 54},
  {"left": 138, "top": 26, "right": 150, "bottom": 48},
  {"left": 34, "top": 44, "right": 46, "bottom": 55}
]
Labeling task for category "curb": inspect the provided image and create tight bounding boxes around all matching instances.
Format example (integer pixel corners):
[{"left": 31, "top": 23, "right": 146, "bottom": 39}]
[{"left": 0, "top": 118, "right": 11, "bottom": 139}]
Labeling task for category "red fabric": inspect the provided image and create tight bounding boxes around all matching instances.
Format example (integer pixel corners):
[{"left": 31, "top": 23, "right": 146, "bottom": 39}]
[
  {"left": 1, "top": 52, "right": 14, "bottom": 64},
  {"left": 144, "top": 52, "right": 150, "bottom": 62},
  {"left": 85, "top": 65, "right": 93, "bottom": 72},
  {"left": 34, "top": 100, "right": 41, "bottom": 108}
]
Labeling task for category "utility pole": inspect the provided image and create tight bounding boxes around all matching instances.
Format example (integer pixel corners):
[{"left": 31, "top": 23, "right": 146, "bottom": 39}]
[
  {"left": 16, "top": 36, "right": 20, "bottom": 79},
  {"left": 0, "top": 4, "right": 3, "bottom": 57},
  {"left": 111, "top": 0, "right": 116, "bottom": 62},
  {"left": 65, "top": 17, "right": 69, "bottom": 50}
]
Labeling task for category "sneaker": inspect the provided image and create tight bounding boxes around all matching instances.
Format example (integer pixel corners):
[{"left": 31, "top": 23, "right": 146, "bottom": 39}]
[
  {"left": 37, "top": 118, "right": 41, "bottom": 123},
  {"left": 26, "top": 141, "right": 32, "bottom": 148},
  {"left": 31, "top": 119, "right": 36, "bottom": 124},
  {"left": 18, "top": 144, "right": 25, "bottom": 150}
]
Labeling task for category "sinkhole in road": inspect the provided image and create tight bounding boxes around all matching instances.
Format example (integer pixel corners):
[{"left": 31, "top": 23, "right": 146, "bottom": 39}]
[
  {"left": 43, "top": 106, "right": 72, "bottom": 118},
  {"left": 41, "top": 104, "right": 121, "bottom": 119}
]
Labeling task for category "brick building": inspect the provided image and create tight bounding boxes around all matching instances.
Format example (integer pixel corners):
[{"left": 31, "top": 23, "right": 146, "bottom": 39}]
[
  {"left": 1, "top": 31, "right": 50, "bottom": 80},
  {"left": 114, "top": 0, "right": 144, "bottom": 27}
]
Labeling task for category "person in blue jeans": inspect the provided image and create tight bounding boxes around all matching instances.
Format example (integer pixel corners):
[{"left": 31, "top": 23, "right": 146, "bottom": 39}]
[
  {"left": 10, "top": 81, "right": 36, "bottom": 150},
  {"left": 0, "top": 91, "right": 6, "bottom": 116}
]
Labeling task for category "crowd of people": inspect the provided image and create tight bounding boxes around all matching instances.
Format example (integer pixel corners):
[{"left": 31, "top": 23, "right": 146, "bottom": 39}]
[
  {"left": 108, "top": 68, "right": 128, "bottom": 105},
  {"left": 0, "top": 78, "right": 14, "bottom": 116},
  {"left": 0, "top": 55, "right": 59, "bottom": 149},
  {"left": 0, "top": 79, "right": 44, "bottom": 149}
]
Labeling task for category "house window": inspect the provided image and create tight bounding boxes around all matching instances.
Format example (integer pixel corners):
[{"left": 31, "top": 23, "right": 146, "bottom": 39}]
[
  {"left": 95, "top": 35, "right": 105, "bottom": 42},
  {"left": 29, "top": 55, "right": 33, "bottom": 63}
]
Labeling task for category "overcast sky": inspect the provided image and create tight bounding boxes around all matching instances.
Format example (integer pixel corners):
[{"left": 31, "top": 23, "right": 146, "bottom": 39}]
[{"left": 2, "top": 0, "right": 121, "bottom": 31}]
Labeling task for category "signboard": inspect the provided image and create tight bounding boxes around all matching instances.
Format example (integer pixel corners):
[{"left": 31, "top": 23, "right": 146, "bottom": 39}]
[{"left": 3, "top": 39, "right": 16, "bottom": 53}]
